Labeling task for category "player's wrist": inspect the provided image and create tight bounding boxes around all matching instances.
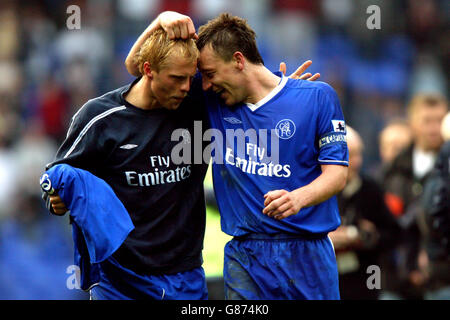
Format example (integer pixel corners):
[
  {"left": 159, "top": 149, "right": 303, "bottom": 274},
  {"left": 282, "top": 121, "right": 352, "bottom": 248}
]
[{"left": 291, "top": 188, "right": 306, "bottom": 212}]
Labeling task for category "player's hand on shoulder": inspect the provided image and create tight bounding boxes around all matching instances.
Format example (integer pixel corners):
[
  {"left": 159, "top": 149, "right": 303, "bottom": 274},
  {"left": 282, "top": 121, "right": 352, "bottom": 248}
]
[
  {"left": 158, "top": 11, "right": 198, "bottom": 40},
  {"left": 279, "top": 60, "right": 320, "bottom": 81},
  {"left": 262, "top": 189, "right": 303, "bottom": 220},
  {"left": 49, "top": 194, "right": 68, "bottom": 216}
]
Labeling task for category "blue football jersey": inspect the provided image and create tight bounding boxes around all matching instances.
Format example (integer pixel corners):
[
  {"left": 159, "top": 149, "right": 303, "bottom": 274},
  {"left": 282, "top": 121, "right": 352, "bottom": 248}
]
[{"left": 206, "top": 73, "right": 348, "bottom": 236}]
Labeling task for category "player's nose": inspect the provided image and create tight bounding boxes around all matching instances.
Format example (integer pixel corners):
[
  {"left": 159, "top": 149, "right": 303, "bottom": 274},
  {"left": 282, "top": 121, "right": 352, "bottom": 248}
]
[
  {"left": 180, "top": 78, "right": 190, "bottom": 92},
  {"left": 202, "top": 77, "right": 212, "bottom": 91}
]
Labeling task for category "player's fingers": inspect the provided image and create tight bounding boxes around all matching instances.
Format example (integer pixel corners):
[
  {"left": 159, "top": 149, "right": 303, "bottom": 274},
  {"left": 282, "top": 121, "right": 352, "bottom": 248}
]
[
  {"left": 180, "top": 22, "right": 189, "bottom": 39},
  {"left": 267, "top": 202, "right": 292, "bottom": 218},
  {"left": 279, "top": 62, "right": 287, "bottom": 76},
  {"left": 298, "top": 73, "right": 312, "bottom": 80},
  {"left": 49, "top": 195, "right": 63, "bottom": 205},
  {"left": 165, "top": 27, "right": 176, "bottom": 39},
  {"left": 263, "top": 196, "right": 271, "bottom": 207},
  {"left": 172, "top": 24, "right": 181, "bottom": 38},
  {"left": 263, "top": 190, "right": 287, "bottom": 206},
  {"left": 52, "top": 200, "right": 67, "bottom": 209},
  {"left": 264, "top": 190, "right": 287, "bottom": 207},
  {"left": 52, "top": 203, "right": 67, "bottom": 215},
  {"left": 52, "top": 202, "right": 65, "bottom": 209},
  {"left": 186, "top": 18, "right": 198, "bottom": 39},
  {"left": 274, "top": 207, "right": 297, "bottom": 220},
  {"left": 289, "top": 60, "right": 312, "bottom": 79},
  {"left": 307, "top": 73, "right": 321, "bottom": 81},
  {"left": 264, "top": 189, "right": 287, "bottom": 199},
  {"left": 49, "top": 195, "right": 68, "bottom": 210},
  {"left": 263, "top": 195, "right": 289, "bottom": 216}
]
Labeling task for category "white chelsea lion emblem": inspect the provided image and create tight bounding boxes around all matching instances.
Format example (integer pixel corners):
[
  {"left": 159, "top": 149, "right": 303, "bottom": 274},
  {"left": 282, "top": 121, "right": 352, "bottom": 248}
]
[{"left": 275, "top": 119, "right": 296, "bottom": 139}]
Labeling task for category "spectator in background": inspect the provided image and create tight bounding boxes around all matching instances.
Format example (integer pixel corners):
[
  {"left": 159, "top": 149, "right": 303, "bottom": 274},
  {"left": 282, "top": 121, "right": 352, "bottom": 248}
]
[
  {"left": 382, "top": 93, "right": 448, "bottom": 299},
  {"left": 329, "top": 126, "right": 399, "bottom": 300},
  {"left": 379, "top": 119, "right": 413, "bottom": 165},
  {"left": 420, "top": 111, "right": 450, "bottom": 300},
  {"left": 13, "top": 119, "right": 57, "bottom": 197},
  {"left": 376, "top": 118, "right": 413, "bottom": 186},
  {"left": 0, "top": 138, "right": 17, "bottom": 220}
]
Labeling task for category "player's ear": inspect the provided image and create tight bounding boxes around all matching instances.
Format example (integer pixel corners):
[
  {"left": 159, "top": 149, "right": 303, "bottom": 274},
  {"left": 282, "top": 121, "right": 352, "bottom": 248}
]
[
  {"left": 232, "top": 51, "right": 245, "bottom": 71},
  {"left": 143, "top": 62, "right": 154, "bottom": 79}
]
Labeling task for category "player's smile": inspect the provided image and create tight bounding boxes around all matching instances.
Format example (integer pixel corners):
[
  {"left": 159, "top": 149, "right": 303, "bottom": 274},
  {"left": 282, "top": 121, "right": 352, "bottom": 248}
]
[{"left": 213, "top": 86, "right": 227, "bottom": 98}]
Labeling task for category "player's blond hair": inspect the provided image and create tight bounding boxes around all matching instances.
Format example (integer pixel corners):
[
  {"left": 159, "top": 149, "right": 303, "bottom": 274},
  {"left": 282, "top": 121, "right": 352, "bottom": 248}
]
[{"left": 134, "top": 28, "right": 199, "bottom": 75}]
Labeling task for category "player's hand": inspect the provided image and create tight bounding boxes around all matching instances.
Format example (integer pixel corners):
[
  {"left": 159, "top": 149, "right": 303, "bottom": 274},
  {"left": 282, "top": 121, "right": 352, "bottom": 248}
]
[
  {"left": 262, "top": 189, "right": 302, "bottom": 220},
  {"left": 49, "top": 194, "right": 68, "bottom": 216},
  {"left": 158, "top": 11, "right": 198, "bottom": 40},
  {"left": 279, "top": 60, "right": 320, "bottom": 81}
]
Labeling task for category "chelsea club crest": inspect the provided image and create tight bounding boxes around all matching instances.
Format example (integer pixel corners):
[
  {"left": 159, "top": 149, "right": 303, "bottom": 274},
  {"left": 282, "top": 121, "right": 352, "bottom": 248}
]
[{"left": 275, "top": 119, "right": 296, "bottom": 140}]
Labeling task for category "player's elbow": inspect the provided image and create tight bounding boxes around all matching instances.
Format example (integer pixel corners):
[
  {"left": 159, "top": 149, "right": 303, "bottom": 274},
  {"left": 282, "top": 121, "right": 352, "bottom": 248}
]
[
  {"left": 320, "top": 164, "right": 348, "bottom": 196},
  {"left": 336, "top": 166, "right": 348, "bottom": 192}
]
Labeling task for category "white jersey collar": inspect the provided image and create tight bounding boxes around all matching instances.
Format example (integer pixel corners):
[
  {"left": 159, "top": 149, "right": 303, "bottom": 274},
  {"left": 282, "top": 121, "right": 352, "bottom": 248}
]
[{"left": 245, "top": 75, "right": 288, "bottom": 112}]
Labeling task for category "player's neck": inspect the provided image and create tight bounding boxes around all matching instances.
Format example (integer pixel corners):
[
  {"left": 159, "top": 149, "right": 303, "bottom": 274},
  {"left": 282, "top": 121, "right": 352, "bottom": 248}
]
[
  {"left": 125, "top": 76, "right": 162, "bottom": 110},
  {"left": 243, "top": 65, "right": 281, "bottom": 105}
]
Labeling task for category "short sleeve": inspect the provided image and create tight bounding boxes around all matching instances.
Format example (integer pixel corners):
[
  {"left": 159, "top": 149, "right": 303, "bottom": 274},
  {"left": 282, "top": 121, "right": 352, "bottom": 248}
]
[{"left": 315, "top": 83, "right": 349, "bottom": 166}]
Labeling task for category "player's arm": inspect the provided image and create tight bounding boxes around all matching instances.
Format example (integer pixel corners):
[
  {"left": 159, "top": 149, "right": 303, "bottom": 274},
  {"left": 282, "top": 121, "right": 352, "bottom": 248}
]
[
  {"left": 125, "top": 11, "right": 197, "bottom": 77},
  {"left": 263, "top": 82, "right": 348, "bottom": 219},
  {"left": 42, "top": 102, "right": 108, "bottom": 216},
  {"left": 262, "top": 164, "right": 348, "bottom": 220}
]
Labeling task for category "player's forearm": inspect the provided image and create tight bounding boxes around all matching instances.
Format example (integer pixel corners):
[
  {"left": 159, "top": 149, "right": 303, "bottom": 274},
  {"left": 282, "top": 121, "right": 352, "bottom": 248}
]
[
  {"left": 124, "top": 14, "right": 163, "bottom": 77},
  {"left": 293, "top": 165, "right": 348, "bottom": 209}
]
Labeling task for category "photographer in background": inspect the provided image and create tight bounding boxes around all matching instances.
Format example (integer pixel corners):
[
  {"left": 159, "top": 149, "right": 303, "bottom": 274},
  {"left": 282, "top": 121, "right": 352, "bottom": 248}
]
[{"left": 420, "top": 111, "right": 450, "bottom": 300}]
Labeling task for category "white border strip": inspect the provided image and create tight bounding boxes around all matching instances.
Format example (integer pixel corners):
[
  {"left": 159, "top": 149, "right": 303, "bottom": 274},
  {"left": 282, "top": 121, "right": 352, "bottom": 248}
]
[
  {"left": 66, "top": 99, "right": 93, "bottom": 138},
  {"left": 245, "top": 75, "right": 288, "bottom": 112},
  {"left": 318, "top": 159, "right": 349, "bottom": 165}
]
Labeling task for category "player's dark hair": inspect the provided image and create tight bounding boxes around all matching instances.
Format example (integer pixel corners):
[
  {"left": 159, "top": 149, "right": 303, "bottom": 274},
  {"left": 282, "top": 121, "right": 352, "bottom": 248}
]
[{"left": 197, "top": 13, "right": 264, "bottom": 65}]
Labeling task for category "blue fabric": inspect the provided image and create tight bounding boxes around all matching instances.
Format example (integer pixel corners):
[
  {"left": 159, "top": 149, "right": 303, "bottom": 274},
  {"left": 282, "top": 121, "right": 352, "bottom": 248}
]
[
  {"left": 206, "top": 74, "right": 348, "bottom": 237},
  {"left": 44, "top": 164, "right": 134, "bottom": 290},
  {"left": 223, "top": 235, "right": 340, "bottom": 300},
  {"left": 90, "top": 257, "right": 208, "bottom": 300}
]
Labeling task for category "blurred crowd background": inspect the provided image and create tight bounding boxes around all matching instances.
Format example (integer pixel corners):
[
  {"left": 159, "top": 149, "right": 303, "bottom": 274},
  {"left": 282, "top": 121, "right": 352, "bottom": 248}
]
[{"left": 0, "top": 0, "right": 448, "bottom": 300}]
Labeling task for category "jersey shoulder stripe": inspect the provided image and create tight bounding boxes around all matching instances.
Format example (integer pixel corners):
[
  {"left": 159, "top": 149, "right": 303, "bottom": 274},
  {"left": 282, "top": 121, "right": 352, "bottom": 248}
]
[
  {"left": 64, "top": 105, "right": 126, "bottom": 159},
  {"left": 66, "top": 88, "right": 125, "bottom": 137},
  {"left": 66, "top": 98, "right": 94, "bottom": 139}
]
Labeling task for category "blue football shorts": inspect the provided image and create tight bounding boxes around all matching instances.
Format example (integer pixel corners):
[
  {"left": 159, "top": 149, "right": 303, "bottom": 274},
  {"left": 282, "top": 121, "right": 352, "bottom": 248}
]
[
  {"left": 223, "top": 233, "right": 339, "bottom": 300},
  {"left": 89, "top": 256, "right": 208, "bottom": 300}
]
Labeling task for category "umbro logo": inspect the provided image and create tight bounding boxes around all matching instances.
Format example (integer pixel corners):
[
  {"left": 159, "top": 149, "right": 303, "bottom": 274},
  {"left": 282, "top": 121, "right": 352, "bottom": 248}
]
[
  {"left": 223, "top": 117, "right": 242, "bottom": 124},
  {"left": 120, "top": 144, "right": 138, "bottom": 150}
]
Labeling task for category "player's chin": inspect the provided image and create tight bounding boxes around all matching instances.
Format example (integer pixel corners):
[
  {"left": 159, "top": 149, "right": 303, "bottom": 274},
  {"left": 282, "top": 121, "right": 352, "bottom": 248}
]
[
  {"left": 167, "top": 101, "right": 182, "bottom": 110},
  {"left": 223, "top": 96, "right": 237, "bottom": 106}
]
